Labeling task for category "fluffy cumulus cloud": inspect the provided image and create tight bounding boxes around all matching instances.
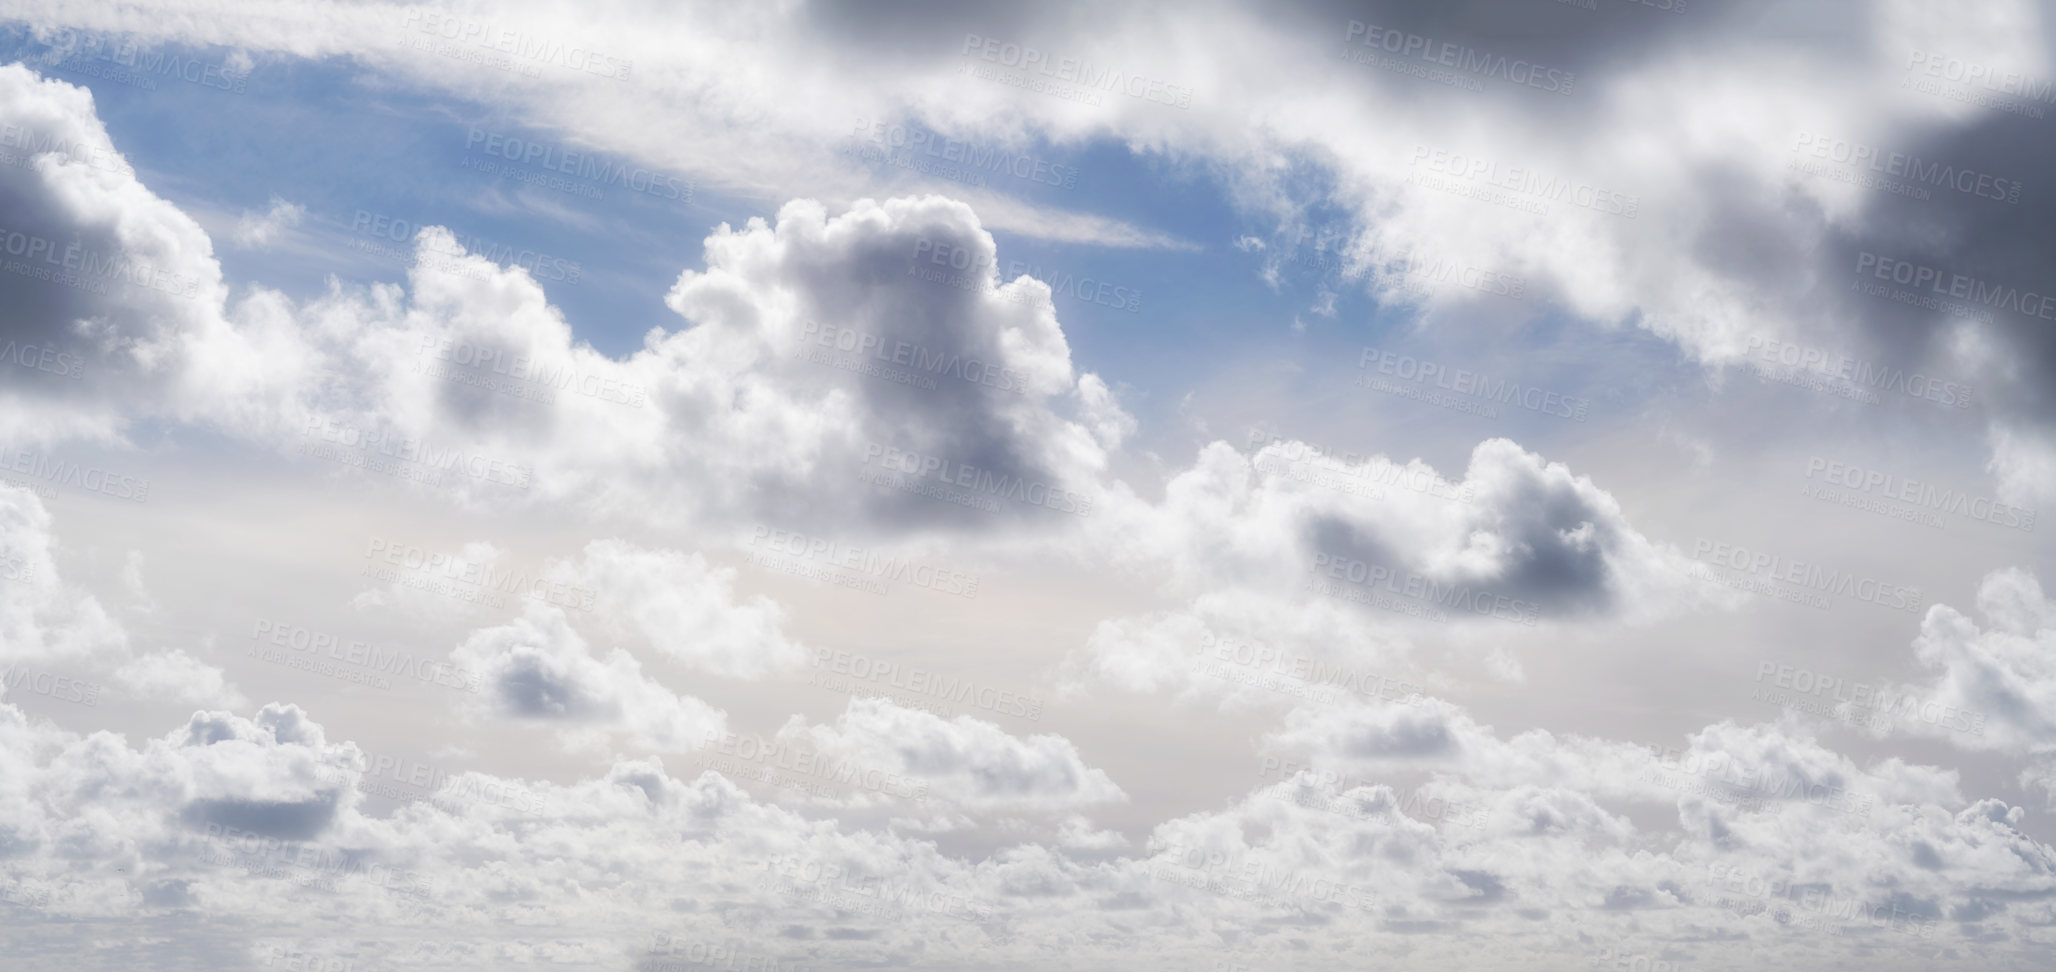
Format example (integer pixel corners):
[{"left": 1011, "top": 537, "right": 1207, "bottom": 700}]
[
  {"left": 353, "top": 537, "right": 807, "bottom": 678},
  {"left": 280, "top": 194, "right": 1126, "bottom": 532},
  {"left": 1117, "top": 437, "right": 1704, "bottom": 619},
  {"left": 450, "top": 601, "right": 726, "bottom": 753},
  {"left": 1856, "top": 567, "right": 2056, "bottom": 812},
  {"left": 778, "top": 697, "right": 1124, "bottom": 813},
  {"left": 1072, "top": 436, "right": 1715, "bottom": 697},
  {"left": 3, "top": 692, "right": 2050, "bottom": 969},
  {"left": 16, "top": 0, "right": 2056, "bottom": 497},
  {"left": 1264, "top": 694, "right": 1963, "bottom": 817},
  {"left": 545, "top": 539, "right": 807, "bottom": 679},
  {"left": 0, "top": 62, "right": 305, "bottom": 444},
  {"left": 1, "top": 59, "right": 1127, "bottom": 530},
  {"left": 0, "top": 58, "right": 1711, "bottom": 637},
  {"left": 0, "top": 702, "right": 361, "bottom": 893}
]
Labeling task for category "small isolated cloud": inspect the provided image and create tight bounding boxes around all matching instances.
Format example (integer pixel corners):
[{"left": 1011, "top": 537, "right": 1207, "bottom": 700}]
[
  {"left": 230, "top": 196, "right": 304, "bottom": 250},
  {"left": 113, "top": 650, "right": 248, "bottom": 710},
  {"left": 545, "top": 539, "right": 806, "bottom": 680},
  {"left": 450, "top": 602, "right": 725, "bottom": 753}
]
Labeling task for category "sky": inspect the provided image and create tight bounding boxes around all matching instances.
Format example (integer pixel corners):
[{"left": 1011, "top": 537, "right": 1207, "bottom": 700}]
[{"left": 0, "top": 1, "right": 2055, "bottom": 969}]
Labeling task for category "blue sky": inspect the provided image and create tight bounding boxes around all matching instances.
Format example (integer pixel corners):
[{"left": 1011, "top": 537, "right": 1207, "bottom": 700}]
[{"left": 0, "top": 26, "right": 1676, "bottom": 465}]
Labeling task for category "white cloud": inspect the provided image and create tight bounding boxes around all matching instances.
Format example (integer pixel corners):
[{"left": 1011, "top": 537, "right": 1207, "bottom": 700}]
[
  {"left": 449, "top": 601, "right": 726, "bottom": 753},
  {"left": 272, "top": 196, "right": 1125, "bottom": 536},
  {"left": 543, "top": 539, "right": 805, "bottom": 679},
  {"left": 229, "top": 196, "right": 304, "bottom": 250},
  {"left": 779, "top": 697, "right": 1124, "bottom": 813},
  {"left": 1089, "top": 437, "right": 1717, "bottom": 633},
  {"left": 2, "top": 11, "right": 2054, "bottom": 965},
  {"left": 0, "top": 65, "right": 300, "bottom": 442},
  {"left": 0, "top": 484, "right": 126, "bottom": 665},
  {"left": 0, "top": 486, "right": 243, "bottom": 712},
  {"left": 1868, "top": 568, "right": 2056, "bottom": 754},
  {"left": 112, "top": 649, "right": 248, "bottom": 710},
  {"left": 12, "top": 0, "right": 2056, "bottom": 498},
  {"left": 0, "top": 682, "right": 2049, "bottom": 966}
]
